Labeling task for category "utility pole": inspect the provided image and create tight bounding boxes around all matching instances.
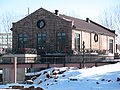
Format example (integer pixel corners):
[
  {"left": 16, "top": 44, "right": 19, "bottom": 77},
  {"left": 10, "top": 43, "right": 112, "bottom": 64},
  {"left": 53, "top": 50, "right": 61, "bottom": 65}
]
[{"left": 28, "top": 8, "right": 30, "bottom": 15}]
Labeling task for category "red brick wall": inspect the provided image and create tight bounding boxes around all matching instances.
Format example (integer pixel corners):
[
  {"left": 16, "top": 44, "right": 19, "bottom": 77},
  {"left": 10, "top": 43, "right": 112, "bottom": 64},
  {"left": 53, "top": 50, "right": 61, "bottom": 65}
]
[{"left": 12, "top": 8, "right": 72, "bottom": 52}]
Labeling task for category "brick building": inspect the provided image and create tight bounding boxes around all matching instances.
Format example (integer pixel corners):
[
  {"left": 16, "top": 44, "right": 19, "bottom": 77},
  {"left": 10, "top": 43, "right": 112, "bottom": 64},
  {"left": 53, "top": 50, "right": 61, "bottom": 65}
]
[{"left": 11, "top": 8, "right": 116, "bottom": 56}]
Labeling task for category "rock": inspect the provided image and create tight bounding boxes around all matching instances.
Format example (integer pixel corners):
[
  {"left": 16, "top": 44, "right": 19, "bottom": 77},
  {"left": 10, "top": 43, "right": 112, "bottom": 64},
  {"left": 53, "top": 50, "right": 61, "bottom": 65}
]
[
  {"left": 38, "top": 80, "right": 43, "bottom": 84},
  {"left": 44, "top": 79, "right": 47, "bottom": 81},
  {"left": 96, "top": 82, "right": 99, "bottom": 84},
  {"left": 54, "top": 76, "right": 58, "bottom": 79},
  {"left": 69, "top": 78, "right": 78, "bottom": 81},
  {"left": 54, "top": 80, "right": 58, "bottom": 82},
  {"left": 117, "top": 77, "right": 120, "bottom": 81},
  {"left": 101, "top": 79, "right": 105, "bottom": 81},
  {"left": 53, "top": 72, "right": 57, "bottom": 75},
  {"left": 52, "top": 69, "right": 60, "bottom": 73},
  {"left": 36, "top": 87, "right": 44, "bottom": 90},
  {"left": 43, "top": 71, "right": 47, "bottom": 74},
  {"left": 31, "top": 76, "right": 37, "bottom": 81},
  {"left": 108, "top": 80, "right": 112, "bottom": 82},
  {"left": 62, "top": 75, "right": 65, "bottom": 77},
  {"left": 58, "top": 70, "right": 66, "bottom": 74},
  {"left": 29, "top": 86, "right": 34, "bottom": 89},
  {"left": 46, "top": 74, "right": 51, "bottom": 78},
  {"left": 26, "top": 80, "right": 33, "bottom": 84},
  {"left": 11, "top": 85, "right": 24, "bottom": 89},
  {"left": 36, "top": 73, "right": 41, "bottom": 77},
  {"left": 47, "top": 84, "right": 49, "bottom": 86}
]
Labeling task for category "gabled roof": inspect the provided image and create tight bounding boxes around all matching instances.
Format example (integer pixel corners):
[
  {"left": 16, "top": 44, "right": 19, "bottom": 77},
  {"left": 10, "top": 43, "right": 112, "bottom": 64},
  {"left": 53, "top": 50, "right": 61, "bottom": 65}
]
[
  {"left": 59, "top": 14, "right": 116, "bottom": 37},
  {"left": 13, "top": 8, "right": 70, "bottom": 25}
]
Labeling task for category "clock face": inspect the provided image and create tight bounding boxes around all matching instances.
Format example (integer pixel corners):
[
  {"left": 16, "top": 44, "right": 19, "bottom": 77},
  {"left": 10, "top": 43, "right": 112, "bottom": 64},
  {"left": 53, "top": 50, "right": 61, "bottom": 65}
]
[{"left": 37, "top": 20, "right": 45, "bottom": 29}]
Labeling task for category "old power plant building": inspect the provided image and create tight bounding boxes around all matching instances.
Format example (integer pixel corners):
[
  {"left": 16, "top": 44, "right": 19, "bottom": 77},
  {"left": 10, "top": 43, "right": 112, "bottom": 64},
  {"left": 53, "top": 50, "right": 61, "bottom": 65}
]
[
  {"left": 2, "top": 8, "right": 116, "bottom": 84},
  {"left": 11, "top": 8, "right": 116, "bottom": 56}
]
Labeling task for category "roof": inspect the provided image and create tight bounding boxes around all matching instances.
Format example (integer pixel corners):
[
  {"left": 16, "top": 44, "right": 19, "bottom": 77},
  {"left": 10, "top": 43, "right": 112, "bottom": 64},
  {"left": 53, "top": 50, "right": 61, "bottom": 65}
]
[
  {"left": 59, "top": 14, "right": 116, "bottom": 37},
  {"left": 12, "top": 8, "right": 116, "bottom": 37}
]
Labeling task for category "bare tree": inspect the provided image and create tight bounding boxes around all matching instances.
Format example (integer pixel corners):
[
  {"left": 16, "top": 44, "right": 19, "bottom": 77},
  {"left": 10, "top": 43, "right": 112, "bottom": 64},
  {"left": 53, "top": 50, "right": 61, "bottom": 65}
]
[
  {"left": 0, "top": 12, "right": 18, "bottom": 50},
  {"left": 1, "top": 12, "right": 17, "bottom": 33},
  {"left": 98, "top": 4, "right": 120, "bottom": 44}
]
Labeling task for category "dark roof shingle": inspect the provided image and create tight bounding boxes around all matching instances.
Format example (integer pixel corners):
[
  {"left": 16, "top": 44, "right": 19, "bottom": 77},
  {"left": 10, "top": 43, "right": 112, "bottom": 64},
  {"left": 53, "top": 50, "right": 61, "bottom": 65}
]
[{"left": 59, "top": 14, "right": 115, "bottom": 37}]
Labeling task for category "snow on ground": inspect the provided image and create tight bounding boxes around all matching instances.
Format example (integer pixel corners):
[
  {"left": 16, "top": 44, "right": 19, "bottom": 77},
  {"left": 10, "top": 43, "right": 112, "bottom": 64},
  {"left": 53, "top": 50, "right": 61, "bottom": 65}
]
[{"left": 0, "top": 63, "right": 120, "bottom": 90}]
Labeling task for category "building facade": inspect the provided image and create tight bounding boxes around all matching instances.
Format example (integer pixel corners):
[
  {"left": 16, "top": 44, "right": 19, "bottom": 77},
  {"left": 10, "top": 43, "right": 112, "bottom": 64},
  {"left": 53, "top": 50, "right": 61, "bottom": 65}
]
[
  {"left": 11, "top": 8, "right": 116, "bottom": 55},
  {"left": 0, "top": 33, "right": 12, "bottom": 54}
]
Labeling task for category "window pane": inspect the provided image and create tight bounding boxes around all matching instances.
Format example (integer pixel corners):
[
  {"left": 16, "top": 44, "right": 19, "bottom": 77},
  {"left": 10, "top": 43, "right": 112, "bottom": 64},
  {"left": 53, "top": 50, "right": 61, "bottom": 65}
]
[
  {"left": 62, "top": 33, "right": 66, "bottom": 36},
  {"left": 57, "top": 33, "right": 61, "bottom": 36},
  {"left": 38, "top": 34, "right": 42, "bottom": 37},
  {"left": 19, "top": 34, "right": 23, "bottom": 37},
  {"left": 18, "top": 34, "right": 28, "bottom": 48},
  {"left": 37, "top": 33, "right": 46, "bottom": 50},
  {"left": 75, "top": 33, "right": 80, "bottom": 52},
  {"left": 42, "top": 34, "right": 46, "bottom": 36},
  {"left": 109, "top": 39, "right": 113, "bottom": 53},
  {"left": 56, "top": 32, "right": 66, "bottom": 51}
]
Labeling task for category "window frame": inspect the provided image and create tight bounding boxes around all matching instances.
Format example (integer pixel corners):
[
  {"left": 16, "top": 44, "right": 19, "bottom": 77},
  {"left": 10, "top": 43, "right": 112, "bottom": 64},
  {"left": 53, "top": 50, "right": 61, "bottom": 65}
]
[
  {"left": 56, "top": 32, "right": 66, "bottom": 51},
  {"left": 109, "top": 39, "right": 113, "bottom": 53},
  {"left": 74, "top": 33, "right": 80, "bottom": 52},
  {"left": 37, "top": 33, "right": 46, "bottom": 50},
  {"left": 18, "top": 34, "right": 28, "bottom": 48}
]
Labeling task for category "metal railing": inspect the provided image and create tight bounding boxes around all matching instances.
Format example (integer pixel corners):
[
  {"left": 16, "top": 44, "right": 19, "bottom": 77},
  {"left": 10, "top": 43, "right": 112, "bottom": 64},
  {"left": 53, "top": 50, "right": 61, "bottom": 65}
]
[{"left": 0, "top": 55, "right": 117, "bottom": 64}]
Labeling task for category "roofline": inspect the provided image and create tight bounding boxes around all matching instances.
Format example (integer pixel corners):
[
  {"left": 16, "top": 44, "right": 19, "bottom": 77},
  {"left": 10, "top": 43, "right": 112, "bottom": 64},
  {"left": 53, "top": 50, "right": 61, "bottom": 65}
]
[
  {"left": 14, "top": 8, "right": 72, "bottom": 25},
  {"left": 60, "top": 15, "right": 116, "bottom": 35},
  {"left": 72, "top": 28, "right": 116, "bottom": 37},
  {"left": 89, "top": 19, "right": 115, "bottom": 34}
]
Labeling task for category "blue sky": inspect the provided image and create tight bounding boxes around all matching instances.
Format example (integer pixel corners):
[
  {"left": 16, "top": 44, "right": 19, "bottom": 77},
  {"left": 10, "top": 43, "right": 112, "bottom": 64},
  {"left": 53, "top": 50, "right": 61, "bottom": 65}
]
[{"left": 0, "top": 0, "right": 119, "bottom": 21}]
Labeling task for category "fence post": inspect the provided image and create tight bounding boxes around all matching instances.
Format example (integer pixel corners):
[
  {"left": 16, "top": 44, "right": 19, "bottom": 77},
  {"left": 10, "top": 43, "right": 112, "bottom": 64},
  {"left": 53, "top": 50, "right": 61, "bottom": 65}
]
[
  {"left": 63, "top": 56, "right": 66, "bottom": 67},
  {"left": 79, "top": 62, "right": 82, "bottom": 69},
  {"left": 47, "top": 62, "right": 49, "bottom": 68},
  {"left": 95, "top": 62, "right": 97, "bottom": 67},
  {"left": 12, "top": 57, "right": 17, "bottom": 83}
]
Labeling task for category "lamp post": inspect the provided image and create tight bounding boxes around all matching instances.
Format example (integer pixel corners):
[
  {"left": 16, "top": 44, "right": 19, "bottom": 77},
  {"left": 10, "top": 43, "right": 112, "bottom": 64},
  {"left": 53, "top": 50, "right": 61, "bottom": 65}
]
[{"left": 82, "top": 41, "right": 85, "bottom": 68}]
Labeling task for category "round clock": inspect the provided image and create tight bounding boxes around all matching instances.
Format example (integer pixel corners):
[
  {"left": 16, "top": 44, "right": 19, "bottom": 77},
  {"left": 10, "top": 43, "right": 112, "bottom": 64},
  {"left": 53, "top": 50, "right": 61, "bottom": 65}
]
[{"left": 37, "top": 19, "right": 45, "bottom": 29}]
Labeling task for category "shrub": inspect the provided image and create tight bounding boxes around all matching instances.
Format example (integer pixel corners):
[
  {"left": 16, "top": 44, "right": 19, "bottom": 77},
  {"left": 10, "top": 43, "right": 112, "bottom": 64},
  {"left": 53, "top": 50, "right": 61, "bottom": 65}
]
[{"left": 14, "top": 48, "right": 37, "bottom": 54}]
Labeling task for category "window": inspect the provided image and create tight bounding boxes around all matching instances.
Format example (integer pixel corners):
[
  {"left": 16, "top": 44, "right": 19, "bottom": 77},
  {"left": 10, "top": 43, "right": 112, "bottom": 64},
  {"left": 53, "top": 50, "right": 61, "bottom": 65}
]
[
  {"left": 57, "top": 33, "right": 66, "bottom": 51},
  {"left": 75, "top": 33, "right": 80, "bottom": 52},
  {"left": 18, "top": 34, "right": 27, "bottom": 48},
  {"left": 37, "top": 33, "right": 46, "bottom": 49},
  {"left": 109, "top": 39, "right": 113, "bottom": 53}
]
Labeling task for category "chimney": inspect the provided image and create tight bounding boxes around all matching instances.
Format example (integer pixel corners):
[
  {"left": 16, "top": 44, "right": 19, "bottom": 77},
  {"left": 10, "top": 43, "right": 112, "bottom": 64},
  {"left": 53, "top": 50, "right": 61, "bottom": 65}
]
[
  {"left": 86, "top": 18, "right": 90, "bottom": 23},
  {"left": 55, "top": 10, "right": 58, "bottom": 15}
]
